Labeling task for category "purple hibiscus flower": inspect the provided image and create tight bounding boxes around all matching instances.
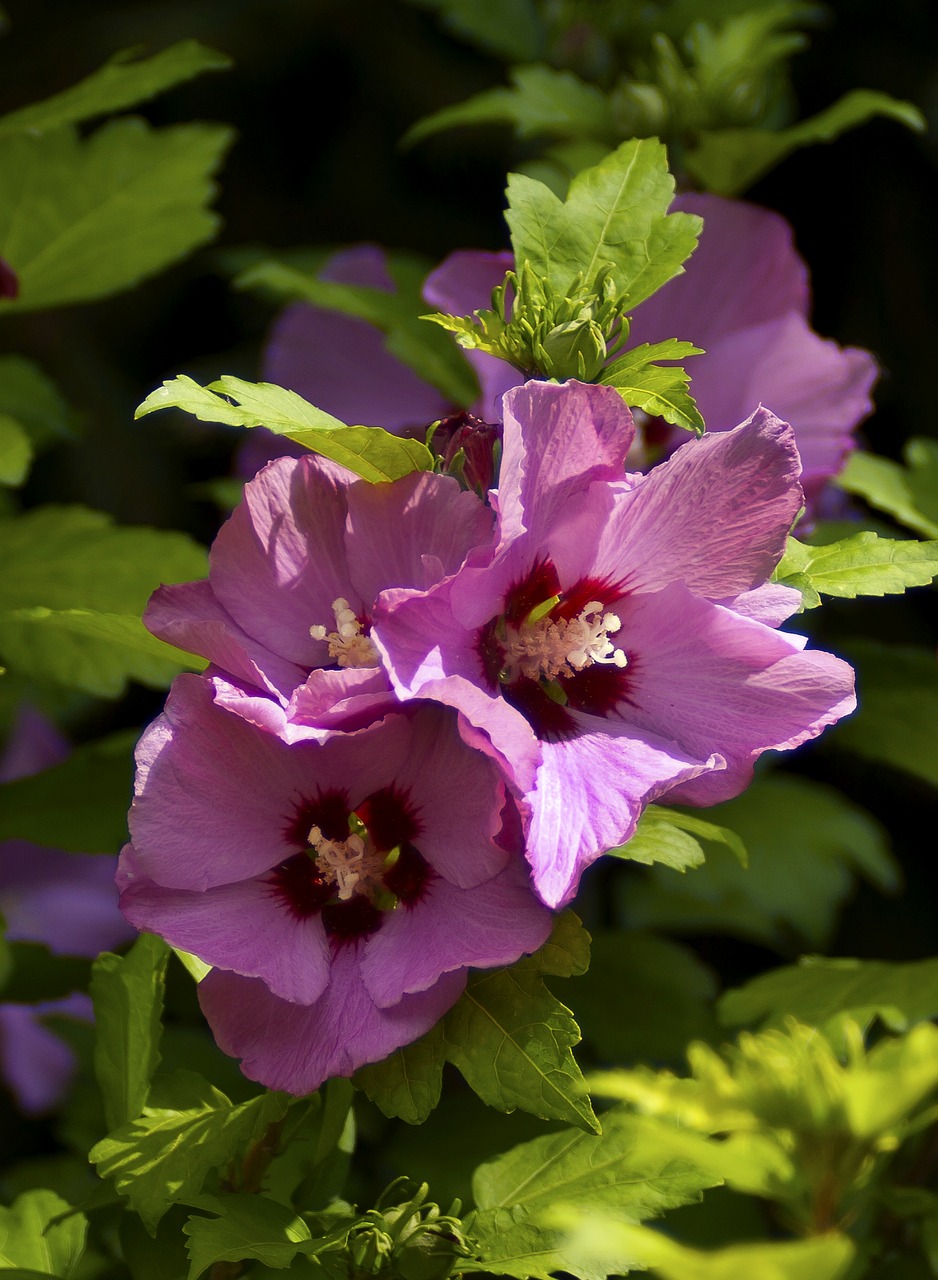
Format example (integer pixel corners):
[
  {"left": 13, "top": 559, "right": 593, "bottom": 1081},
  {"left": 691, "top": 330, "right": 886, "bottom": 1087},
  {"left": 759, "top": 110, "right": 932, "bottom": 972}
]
[
  {"left": 372, "top": 380, "right": 857, "bottom": 909},
  {"left": 423, "top": 193, "right": 877, "bottom": 507},
  {"left": 117, "top": 677, "right": 551, "bottom": 1094},
  {"left": 241, "top": 245, "right": 453, "bottom": 476},
  {"left": 0, "top": 708, "right": 136, "bottom": 1113},
  {"left": 144, "top": 455, "right": 494, "bottom": 739}
]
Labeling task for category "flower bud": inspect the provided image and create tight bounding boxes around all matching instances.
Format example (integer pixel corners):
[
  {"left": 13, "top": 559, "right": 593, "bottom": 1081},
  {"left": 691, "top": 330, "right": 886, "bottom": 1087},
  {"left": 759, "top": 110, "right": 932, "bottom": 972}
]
[
  {"left": 540, "top": 318, "right": 607, "bottom": 381},
  {"left": 429, "top": 411, "right": 502, "bottom": 495}
]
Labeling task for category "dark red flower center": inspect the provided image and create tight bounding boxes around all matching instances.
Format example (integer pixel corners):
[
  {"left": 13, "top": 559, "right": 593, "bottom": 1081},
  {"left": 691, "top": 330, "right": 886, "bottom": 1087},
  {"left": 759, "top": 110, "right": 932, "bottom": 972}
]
[
  {"left": 272, "top": 784, "right": 433, "bottom": 944},
  {"left": 477, "top": 558, "right": 632, "bottom": 742}
]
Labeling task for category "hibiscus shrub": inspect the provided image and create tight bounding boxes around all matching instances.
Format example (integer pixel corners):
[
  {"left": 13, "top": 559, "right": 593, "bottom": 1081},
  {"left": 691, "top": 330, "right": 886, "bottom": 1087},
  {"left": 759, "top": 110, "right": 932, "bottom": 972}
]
[{"left": 1, "top": 5, "right": 937, "bottom": 1280}]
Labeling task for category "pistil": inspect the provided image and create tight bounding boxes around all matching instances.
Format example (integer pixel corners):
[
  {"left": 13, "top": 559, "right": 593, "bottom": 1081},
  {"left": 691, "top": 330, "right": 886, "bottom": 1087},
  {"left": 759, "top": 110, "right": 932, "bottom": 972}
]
[
  {"left": 310, "top": 597, "right": 380, "bottom": 669},
  {"left": 500, "top": 600, "right": 627, "bottom": 684},
  {"left": 308, "top": 823, "right": 387, "bottom": 901}
]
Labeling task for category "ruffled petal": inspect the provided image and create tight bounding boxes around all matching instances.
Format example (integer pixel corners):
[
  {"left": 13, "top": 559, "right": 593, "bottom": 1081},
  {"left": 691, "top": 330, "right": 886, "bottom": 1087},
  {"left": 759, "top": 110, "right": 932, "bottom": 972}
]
[
  {"left": 526, "top": 722, "right": 721, "bottom": 908},
  {"left": 360, "top": 857, "right": 552, "bottom": 1007},
  {"left": 210, "top": 456, "right": 355, "bottom": 668},
  {"left": 118, "top": 855, "right": 331, "bottom": 1006},
  {"left": 612, "top": 583, "right": 856, "bottom": 805},
  {"left": 575, "top": 408, "right": 803, "bottom": 599},
  {"left": 198, "top": 952, "right": 465, "bottom": 1094}
]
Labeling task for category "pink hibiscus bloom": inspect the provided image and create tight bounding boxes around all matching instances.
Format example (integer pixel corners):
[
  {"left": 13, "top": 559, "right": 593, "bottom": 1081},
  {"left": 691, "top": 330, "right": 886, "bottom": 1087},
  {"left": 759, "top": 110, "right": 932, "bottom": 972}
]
[
  {"left": 373, "top": 380, "right": 857, "bottom": 909},
  {"left": 144, "top": 457, "right": 494, "bottom": 740},
  {"left": 118, "top": 679, "right": 551, "bottom": 1094}
]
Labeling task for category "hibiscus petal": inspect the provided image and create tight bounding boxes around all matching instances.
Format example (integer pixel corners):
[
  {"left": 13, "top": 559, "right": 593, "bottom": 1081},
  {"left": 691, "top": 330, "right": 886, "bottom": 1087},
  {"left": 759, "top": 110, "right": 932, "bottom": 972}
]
[
  {"left": 577, "top": 408, "right": 803, "bottom": 599},
  {"left": 527, "top": 722, "right": 721, "bottom": 908},
  {"left": 210, "top": 456, "right": 355, "bottom": 668},
  {"left": 345, "top": 470, "right": 495, "bottom": 606},
  {"left": 145, "top": 580, "right": 305, "bottom": 702},
  {"left": 198, "top": 952, "right": 465, "bottom": 1094},
  {"left": 612, "top": 584, "right": 856, "bottom": 805},
  {"left": 498, "top": 380, "right": 634, "bottom": 545},
  {"left": 118, "top": 857, "right": 331, "bottom": 1006},
  {"left": 360, "top": 859, "right": 552, "bottom": 1007}
]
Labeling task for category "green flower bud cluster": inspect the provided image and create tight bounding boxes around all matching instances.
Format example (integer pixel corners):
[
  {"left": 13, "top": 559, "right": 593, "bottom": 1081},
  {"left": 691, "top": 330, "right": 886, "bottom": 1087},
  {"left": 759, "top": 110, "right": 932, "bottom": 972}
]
[
  {"left": 426, "top": 261, "right": 634, "bottom": 384},
  {"left": 344, "top": 1180, "right": 475, "bottom": 1280}
]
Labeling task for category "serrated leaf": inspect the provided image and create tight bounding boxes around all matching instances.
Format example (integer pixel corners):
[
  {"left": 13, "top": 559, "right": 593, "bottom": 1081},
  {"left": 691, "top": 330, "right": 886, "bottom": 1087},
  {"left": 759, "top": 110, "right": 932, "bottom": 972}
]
[
  {"left": 136, "top": 375, "right": 433, "bottom": 483},
  {"left": 465, "top": 1205, "right": 607, "bottom": 1280},
  {"left": 0, "top": 40, "right": 231, "bottom": 138},
  {"left": 686, "top": 89, "right": 925, "bottom": 196},
  {"left": 90, "top": 1070, "right": 290, "bottom": 1231},
  {"left": 473, "top": 1105, "right": 717, "bottom": 1217},
  {"left": 0, "top": 728, "right": 134, "bottom": 851},
  {"left": 90, "top": 933, "right": 170, "bottom": 1133},
  {"left": 774, "top": 531, "right": 938, "bottom": 608},
  {"left": 444, "top": 963, "right": 598, "bottom": 1134},
  {"left": 236, "top": 257, "right": 477, "bottom": 406},
  {"left": 625, "top": 775, "right": 896, "bottom": 950},
  {"left": 610, "top": 804, "right": 746, "bottom": 872},
  {"left": 0, "top": 505, "right": 207, "bottom": 695},
  {"left": 831, "top": 641, "right": 938, "bottom": 788},
  {"left": 183, "top": 1193, "right": 312, "bottom": 1279},
  {"left": 405, "top": 64, "right": 613, "bottom": 147},
  {"left": 360, "top": 913, "right": 595, "bottom": 1130},
  {"left": 837, "top": 440, "right": 938, "bottom": 539},
  {"left": 0, "top": 412, "right": 32, "bottom": 485},
  {"left": 720, "top": 956, "right": 938, "bottom": 1035},
  {"left": 0, "top": 118, "right": 232, "bottom": 313},
  {"left": 505, "top": 138, "right": 701, "bottom": 305},
  {"left": 600, "top": 355, "right": 704, "bottom": 433},
  {"left": 0, "top": 1190, "right": 87, "bottom": 1277},
  {"left": 355, "top": 1022, "right": 445, "bottom": 1125}
]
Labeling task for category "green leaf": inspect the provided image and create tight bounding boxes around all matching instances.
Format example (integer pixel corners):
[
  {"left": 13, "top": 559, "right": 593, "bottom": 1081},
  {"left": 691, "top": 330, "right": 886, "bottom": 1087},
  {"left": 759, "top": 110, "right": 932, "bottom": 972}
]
[
  {"left": 0, "top": 505, "right": 207, "bottom": 695},
  {"left": 505, "top": 138, "right": 701, "bottom": 305},
  {"left": 355, "top": 1022, "right": 445, "bottom": 1125},
  {"left": 443, "top": 914, "right": 598, "bottom": 1134},
  {"left": 686, "top": 89, "right": 925, "bottom": 196},
  {"left": 610, "top": 804, "right": 746, "bottom": 872},
  {"left": 625, "top": 775, "right": 896, "bottom": 950},
  {"left": 136, "top": 375, "right": 433, "bottom": 484},
  {"left": 90, "top": 1070, "right": 291, "bottom": 1232},
  {"left": 0, "top": 355, "right": 74, "bottom": 449},
  {"left": 599, "top": 340, "right": 705, "bottom": 433},
  {"left": 473, "top": 1105, "right": 718, "bottom": 1217},
  {"left": 405, "top": 65, "right": 614, "bottom": 147},
  {"left": 720, "top": 956, "right": 938, "bottom": 1036},
  {"left": 837, "top": 440, "right": 938, "bottom": 539},
  {"left": 236, "top": 256, "right": 478, "bottom": 406},
  {"left": 90, "top": 933, "right": 170, "bottom": 1133},
  {"left": 0, "top": 728, "right": 134, "bottom": 852},
  {"left": 465, "top": 1206, "right": 610, "bottom": 1280},
  {"left": 0, "top": 412, "right": 32, "bottom": 486},
  {"left": 183, "top": 1193, "right": 312, "bottom": 1279},
  {"left": 560, "top": 1219, "right": 855, "bottom": 1280},
  {"left": 0, "top": 41, "right": 231, "bottom": 138},
  {"left": 773, "top": 531, "right": 938, "bottom": 608},
  {"left": 831, "top": 642, "right": 938, "bottom": 788},
  {"left": 361, "top": 913, "right": 596, "bottom": 1131},
  {"left": 0, "top": 118, "right": 232, "bottom": 313},
  {"left": 841, "top": 1022, "right": 938, "bottom": 1140},
  {"left": 0, "top": 1190, "right": 87, "bottom": 1277},
  {"left": 407, "top": 0, "right": 544, "bottom": 61}
]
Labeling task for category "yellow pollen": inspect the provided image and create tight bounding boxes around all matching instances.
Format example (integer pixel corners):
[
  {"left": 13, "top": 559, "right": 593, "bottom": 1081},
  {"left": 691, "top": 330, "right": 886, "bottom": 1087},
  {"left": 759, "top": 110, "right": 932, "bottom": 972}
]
[
  {"left": 501, "top": 600, "right": 627, "bottom": 683},
  {"left": 310, "top": 596, "right": 380, "bottom": 669}
]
